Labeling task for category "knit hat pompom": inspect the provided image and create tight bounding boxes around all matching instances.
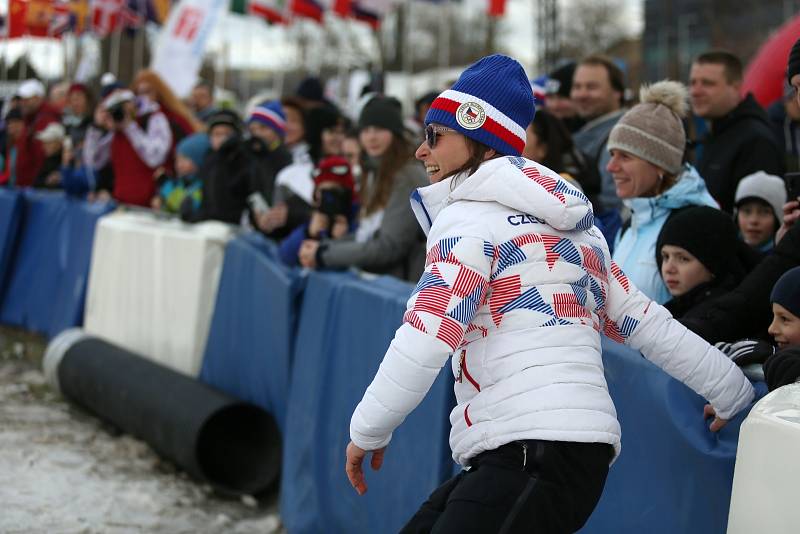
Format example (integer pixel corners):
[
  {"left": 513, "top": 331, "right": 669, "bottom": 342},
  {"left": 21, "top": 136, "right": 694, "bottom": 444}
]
[
  {"left": 639, "top": 80, "right": 688, "bottom": 119},
  {"left": 607, "top": 79, "right": 688, "bottom": 175}
]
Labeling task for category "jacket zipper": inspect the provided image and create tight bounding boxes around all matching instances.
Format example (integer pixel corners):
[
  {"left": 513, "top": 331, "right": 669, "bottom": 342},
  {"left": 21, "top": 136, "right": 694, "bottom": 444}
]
[{"left": 522, "top": 442, "right": 528, "bottom": 469}]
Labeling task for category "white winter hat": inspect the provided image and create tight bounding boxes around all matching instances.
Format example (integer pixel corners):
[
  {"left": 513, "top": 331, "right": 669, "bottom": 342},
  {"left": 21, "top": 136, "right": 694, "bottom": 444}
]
[
  {"left": 35, "top": 122, "right": 66, "bottom": 143},
  {"left": 735, "top": 171, "right": 787, "bottom": 224},
  {"left": 17, "top": 79, "right": 45, "bottom": 99}
]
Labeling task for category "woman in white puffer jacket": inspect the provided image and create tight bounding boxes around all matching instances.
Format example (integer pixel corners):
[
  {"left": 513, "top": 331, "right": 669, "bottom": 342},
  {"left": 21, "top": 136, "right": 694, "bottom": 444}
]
[{"left": 345, "top": 55, "right": 755, "bottom": 534}]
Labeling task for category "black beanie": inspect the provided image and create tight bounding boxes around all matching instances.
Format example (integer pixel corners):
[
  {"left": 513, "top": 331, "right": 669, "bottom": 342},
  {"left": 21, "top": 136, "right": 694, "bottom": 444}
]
[
  {"left": 358, "top": 96, "right": 405, "bottom": 138},
  {"left": 656, "top": 206, "right": 743, "bottom": 279},
  {"left": 788, "top": 38, "right": 800, "bottom": 82},
  {"left": 207, "top": 109, "right": 242, "bottom": 133},
  {"left": 548, "top": 62, "right": 577, "bottom": 98},
  {"left": 770, "top": 266, "right": 800, "bottom": 319},
  {"left": 296, "top": 76, "right": 324, "bottom": 103}
]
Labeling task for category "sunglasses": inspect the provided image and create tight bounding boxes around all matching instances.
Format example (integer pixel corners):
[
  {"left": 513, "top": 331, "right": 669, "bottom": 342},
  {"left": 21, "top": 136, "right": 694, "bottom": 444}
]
[{"left": 425, "top": 124, "right": 456, "bottom": 149}]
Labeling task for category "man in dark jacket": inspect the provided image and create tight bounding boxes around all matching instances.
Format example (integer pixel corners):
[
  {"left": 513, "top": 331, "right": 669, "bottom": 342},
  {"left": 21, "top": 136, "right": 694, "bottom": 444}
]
[
  {"left": 194, "top": 110, "right": 256, "bottom": 224},
  {"left": 689, "top": 50, "right": 784, "bottom": 213}
]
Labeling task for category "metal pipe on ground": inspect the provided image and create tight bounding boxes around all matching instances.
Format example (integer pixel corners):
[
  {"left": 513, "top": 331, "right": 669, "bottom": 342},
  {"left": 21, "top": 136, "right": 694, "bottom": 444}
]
[{"left": 43, "top": 329, "right": 281, "bottom": 496}]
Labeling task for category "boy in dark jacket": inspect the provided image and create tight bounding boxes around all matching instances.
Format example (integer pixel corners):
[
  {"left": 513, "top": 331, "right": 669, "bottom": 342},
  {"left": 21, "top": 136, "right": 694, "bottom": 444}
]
[{"left": 193, "top": 110, "right": 255, "bottom": 224}]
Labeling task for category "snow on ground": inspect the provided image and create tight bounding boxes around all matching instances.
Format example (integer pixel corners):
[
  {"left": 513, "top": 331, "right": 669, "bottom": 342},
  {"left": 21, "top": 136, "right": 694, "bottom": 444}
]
[{"left": 0, "top": 334, "right": 284, "bottom": 534}]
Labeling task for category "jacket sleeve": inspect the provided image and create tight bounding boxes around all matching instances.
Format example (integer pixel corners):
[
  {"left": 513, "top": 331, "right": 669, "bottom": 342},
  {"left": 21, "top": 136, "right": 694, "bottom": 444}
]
[
  {"left": 320, "top": 164, "right": 426, "bottom": 272},
  {"left": 350, "top": 234, "right": 494, "bottom": 451},
  {"left": 82, "top": 126, "right": 113, "bottom": 170},
  {"left": 680, "top": 222, "right": 800, "bottom": 343},
  {"left": 122, "top": 112, "right": 172, "bottom": 168},
  {"left": 603, "top": 260, "right": 754, "bottom": 420}
]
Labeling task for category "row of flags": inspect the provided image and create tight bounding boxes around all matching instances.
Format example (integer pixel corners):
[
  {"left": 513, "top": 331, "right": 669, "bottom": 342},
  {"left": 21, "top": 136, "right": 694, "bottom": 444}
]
[{"left": 3, "top": 0, "right": 507, "bottom": 39}]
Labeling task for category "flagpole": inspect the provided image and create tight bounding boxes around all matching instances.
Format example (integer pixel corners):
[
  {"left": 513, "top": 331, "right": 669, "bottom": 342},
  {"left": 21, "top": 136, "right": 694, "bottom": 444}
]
[
  {"left": 20, "top": 39, "right": 27, "bottom": 79},
  {"left": 110, "top": 30, "right": 121, "bottom": 79},
  {"left": 403, "top": 0, "right": 414, "bottom": 111},
  {"left": 438, "top": 0, "right": 450, "bottom": 89}
]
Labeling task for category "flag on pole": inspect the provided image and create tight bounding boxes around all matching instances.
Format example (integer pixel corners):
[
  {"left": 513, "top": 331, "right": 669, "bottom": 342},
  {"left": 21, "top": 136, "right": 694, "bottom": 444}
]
[
  {"left": 91, "top": 0, "right": 142, "bottom": 36},
  {"left": 334, "top": 0, "right": 395, "bottom": 29},
  {"left": 290, "top": 0, "right": 323, "bottom": 22},
  {"left": 487, "top": 0, "right": 505, "bottom": 17},
  {"left": 152, "top": 0, "right": 227, "bottom": 96},
  {"left": 230, "top": 0, "right": 288, "bottom": 24},
  {"left": 9, "top": 0, "right": 53, "bottom": 37},
  {"left": 48, "top": 0, "right": 75, "bottom": 36}
]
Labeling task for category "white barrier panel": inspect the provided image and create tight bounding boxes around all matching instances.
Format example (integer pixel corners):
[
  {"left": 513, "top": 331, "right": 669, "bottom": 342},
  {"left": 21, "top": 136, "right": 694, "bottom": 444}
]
[
  {"left": 727, "top": 383, "right": 800, "bottom": 533},
  {"left": 83, "top": 211, "right": 234, "bottom": 376}
]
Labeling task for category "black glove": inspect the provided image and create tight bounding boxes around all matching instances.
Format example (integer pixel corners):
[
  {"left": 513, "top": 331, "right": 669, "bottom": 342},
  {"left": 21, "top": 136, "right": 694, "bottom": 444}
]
[
  {"left": 715, "top": 339, "right": 776, "bottom": 367},
  {"left": 764, "top": 347, "right": 800, "bottom": 391}
]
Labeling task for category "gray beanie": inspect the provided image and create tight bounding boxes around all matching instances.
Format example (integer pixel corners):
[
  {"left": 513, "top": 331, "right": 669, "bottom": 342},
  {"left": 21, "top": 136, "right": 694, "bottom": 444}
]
[
  {"left": 735, "top": 171, "right": 787, "bottom": 224},
  {"left": 607, "top": 80, "right": 688, "bottom": 175}
]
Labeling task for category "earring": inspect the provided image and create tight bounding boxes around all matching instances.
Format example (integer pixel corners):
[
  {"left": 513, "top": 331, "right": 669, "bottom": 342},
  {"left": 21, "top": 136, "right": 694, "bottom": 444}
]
[{"left": 658, "top": 173, "right": 664, "bottom": 181}]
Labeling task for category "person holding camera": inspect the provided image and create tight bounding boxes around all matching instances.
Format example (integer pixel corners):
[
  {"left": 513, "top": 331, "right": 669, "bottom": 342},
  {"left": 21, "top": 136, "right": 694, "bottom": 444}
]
[
  {"left": 83, "top": 88, "right": 172, "bottom": 206},
  {"left": 279, "top": 156, "right": 357, "bottom": 267}
]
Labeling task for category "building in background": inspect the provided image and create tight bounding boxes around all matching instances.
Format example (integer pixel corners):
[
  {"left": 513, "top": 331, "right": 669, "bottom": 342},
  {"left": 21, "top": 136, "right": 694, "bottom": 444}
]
[{"left": 643, "top": 0, "right": 800, "bottom": 82}]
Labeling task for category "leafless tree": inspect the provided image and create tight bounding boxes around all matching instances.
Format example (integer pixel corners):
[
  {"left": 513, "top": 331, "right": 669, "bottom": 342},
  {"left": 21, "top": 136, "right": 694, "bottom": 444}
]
[{"left": 559, "top": 0, "right": 635, "bottom": 58}]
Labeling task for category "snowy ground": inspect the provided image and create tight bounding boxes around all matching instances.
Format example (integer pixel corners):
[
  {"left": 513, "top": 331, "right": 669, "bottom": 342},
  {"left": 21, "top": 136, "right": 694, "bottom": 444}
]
[{"left": 0, "top": 328, "right": 285, "bottom": 534}]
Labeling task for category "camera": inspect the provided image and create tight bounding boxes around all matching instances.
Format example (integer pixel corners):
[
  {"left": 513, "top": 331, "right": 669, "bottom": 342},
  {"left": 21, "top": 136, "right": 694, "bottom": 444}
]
[
  {"left": 319, "top": 187, "right": 352, "bottom": 219},
  {"left": 103, "top": 89, "right": 135, "bottom": 124}
]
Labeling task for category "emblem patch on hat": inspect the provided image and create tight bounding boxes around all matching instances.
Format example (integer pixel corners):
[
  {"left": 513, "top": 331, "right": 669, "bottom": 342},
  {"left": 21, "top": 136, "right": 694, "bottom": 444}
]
[{"left": 456, "top": 101, "right": 486, "bottom": 130}]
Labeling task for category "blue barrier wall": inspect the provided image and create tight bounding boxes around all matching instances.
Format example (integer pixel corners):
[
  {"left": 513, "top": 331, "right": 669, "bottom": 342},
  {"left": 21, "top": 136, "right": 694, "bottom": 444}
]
[
  {"left": 280, "top": 271, "right": 456, "bottom": 534},
  {"left": 0, "top": 191, "right": 114, "bottom": 338},
  {"left": 0, "top": 189, "right": 23, "bottom": 297},
  {"left": 199, "top": 232, "right": 304, "bottom": 431},
  {"left": 581, "top": 339, "right": 765, "bottom": 534}
]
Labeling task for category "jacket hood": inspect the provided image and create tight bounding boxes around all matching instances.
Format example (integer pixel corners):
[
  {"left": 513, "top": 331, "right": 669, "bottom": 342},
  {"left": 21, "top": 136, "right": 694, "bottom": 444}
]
[
  {"left": 411, "top": 156, "right": 594, "bottom": 235},
  {"left": 626, "top": 164, "right": 718, "bottom": 223}
]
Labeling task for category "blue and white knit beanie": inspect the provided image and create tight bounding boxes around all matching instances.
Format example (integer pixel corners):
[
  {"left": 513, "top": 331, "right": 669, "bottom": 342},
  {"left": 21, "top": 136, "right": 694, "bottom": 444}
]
[
  {"left": 248, "top": 100, "right": 287, "bottom": 138},
  {"left": 425, "top": 54, "right": 535, "bottom": 157}
]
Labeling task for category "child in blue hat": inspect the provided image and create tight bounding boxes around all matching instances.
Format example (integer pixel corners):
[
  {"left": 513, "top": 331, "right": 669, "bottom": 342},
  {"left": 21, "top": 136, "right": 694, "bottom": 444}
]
[{"left": 154, "top": 132, "right": 210, "bottom": 216}]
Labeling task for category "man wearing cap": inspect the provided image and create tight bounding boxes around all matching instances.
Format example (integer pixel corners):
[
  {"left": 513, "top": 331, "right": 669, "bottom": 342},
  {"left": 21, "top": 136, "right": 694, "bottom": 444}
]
[
  {"left": 14, "top": 78, "right": 62, "bottom": 187},
  {"left": 32, "top": 123, "right": 66, "bottom": 189},
  {"left": 83, "top": 88, "right": 172, "bottom": 206},
  {"left": 689, "top": 50, "right": 783, "bottom": 213},
  {"left": 245, "top": 100, "right": 293, "bottom": 229},
  {"left": 545, "top": 61, "right": 584, "bottom": 133}
]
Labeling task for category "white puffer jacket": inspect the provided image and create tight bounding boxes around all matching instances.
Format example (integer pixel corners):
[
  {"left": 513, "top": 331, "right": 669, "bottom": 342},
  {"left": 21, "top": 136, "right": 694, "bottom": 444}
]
[{"left": 349, "top": 156, "right": 754, "bottom": 466}]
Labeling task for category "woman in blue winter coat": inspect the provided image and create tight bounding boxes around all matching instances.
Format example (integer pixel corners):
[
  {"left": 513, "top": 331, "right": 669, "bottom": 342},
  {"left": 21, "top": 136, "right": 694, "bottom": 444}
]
[
  {"left": 608, "top": 81, "right": 718, "bottom": 304},
  {"left": 344, "top": 55, "right": 754, "bottom": 533}
]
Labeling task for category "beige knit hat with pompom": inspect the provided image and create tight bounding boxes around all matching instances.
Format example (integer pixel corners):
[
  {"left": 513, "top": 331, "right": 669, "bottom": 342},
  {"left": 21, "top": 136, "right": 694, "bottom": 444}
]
[{"left": 607, "top": 80, "right": 688, "bottom": 175}]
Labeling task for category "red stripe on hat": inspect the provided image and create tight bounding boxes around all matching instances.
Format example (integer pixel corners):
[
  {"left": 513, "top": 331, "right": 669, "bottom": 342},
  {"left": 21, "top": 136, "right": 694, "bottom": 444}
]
[{"left": 429, "top": 97, "right": 524, "bottom": 154}]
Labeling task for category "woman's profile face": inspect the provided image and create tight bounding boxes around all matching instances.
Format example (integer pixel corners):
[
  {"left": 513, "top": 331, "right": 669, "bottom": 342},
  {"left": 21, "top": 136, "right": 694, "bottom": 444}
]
[
  {"left": 284, "top": 107, "right": 305, "bottom": 146},
  {"left": 607, "top": 149, "right": 663, "bottom": 199},
  {"left": 359, "top": 126, "right": 393, "bottom": 158},
  {"left": 415, "top": 124, "right": 471, "bottom": 183}
]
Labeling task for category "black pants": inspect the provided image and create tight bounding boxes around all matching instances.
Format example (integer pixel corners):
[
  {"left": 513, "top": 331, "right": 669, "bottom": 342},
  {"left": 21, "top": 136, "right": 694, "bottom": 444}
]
[{"left": 399, "top": 440, "right": 612, "bottom": 534}]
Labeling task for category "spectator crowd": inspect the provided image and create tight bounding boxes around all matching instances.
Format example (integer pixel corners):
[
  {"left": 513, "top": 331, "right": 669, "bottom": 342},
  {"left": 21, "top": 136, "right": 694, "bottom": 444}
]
[{"left": 4, "top": 38, "right": 800, "bottom": 393}]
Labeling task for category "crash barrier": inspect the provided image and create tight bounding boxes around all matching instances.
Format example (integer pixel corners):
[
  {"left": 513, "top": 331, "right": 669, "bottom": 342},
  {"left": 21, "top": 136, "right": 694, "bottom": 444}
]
[
  {"left": 43, "top": 329, "right": 281, "bottom": 496},
  {"left": 83, "top": 211, "right": 234, "bottom": 376},
  {"left": 0, "top": 189, "right": 22, "bottom": 296},
  {"left": 727, "top": 383, "right": 800, "bottom": 533},
  {"left": 280, "top": 271, "right": 456, "bottom": 534},
  {"left": 199, "top": 232, "right": 305, "bottom": 432},
  {"left": 0, "top": 190, "right": 114, "bottom": 338},
  {"left": 1, "top": 193, "right": 776, "bottom": 531},
  {"left": 580, "top": 340, "right": 765, "bottom": 534}
]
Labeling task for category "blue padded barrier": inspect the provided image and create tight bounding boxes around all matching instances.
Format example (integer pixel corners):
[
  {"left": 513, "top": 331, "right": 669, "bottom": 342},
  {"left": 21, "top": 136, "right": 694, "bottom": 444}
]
[
  {"left": 580, "top": 338, "right": 766, "bottom": 534},
  {"left": 0, "top": 189, "right": 23, "bottom": 297},
  {"left": 0, "top": 191, "right": 114, "bottom": 338},
  {"left": 199, "top": 231, "right": 304, "bottom": 432},
  {"left": 280, "top": 271, "right": 456, "bottom": 534}
]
